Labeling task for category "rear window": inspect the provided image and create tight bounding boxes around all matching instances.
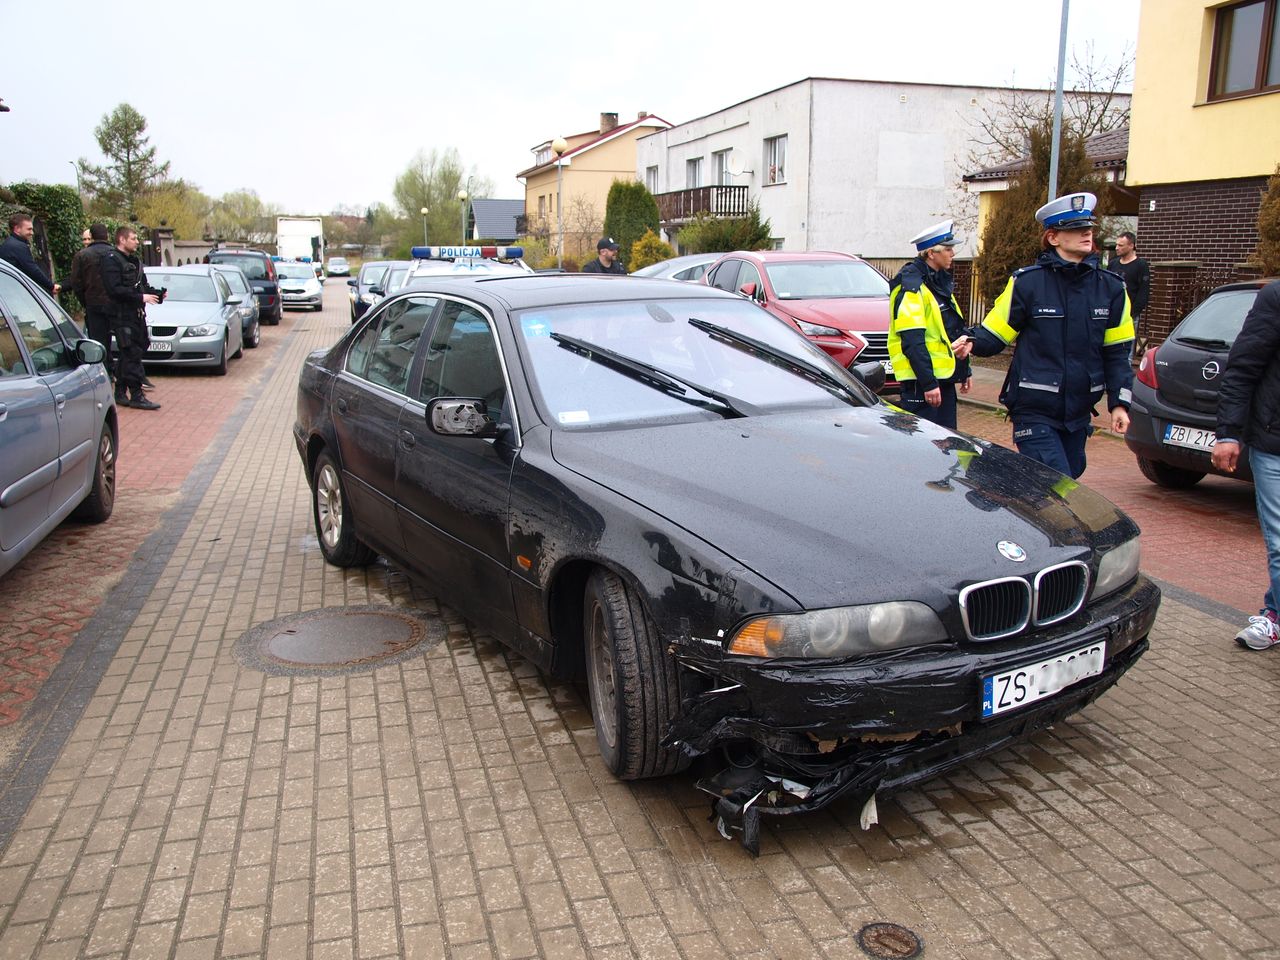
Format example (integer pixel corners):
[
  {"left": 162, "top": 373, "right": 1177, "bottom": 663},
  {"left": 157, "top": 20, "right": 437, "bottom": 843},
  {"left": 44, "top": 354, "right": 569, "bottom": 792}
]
[
  {"left": 210, "top": 252, "right": 269, "bottom": 280},
  {"left": 1173, "top": 288, "right": 1260, "bottom": 347}
]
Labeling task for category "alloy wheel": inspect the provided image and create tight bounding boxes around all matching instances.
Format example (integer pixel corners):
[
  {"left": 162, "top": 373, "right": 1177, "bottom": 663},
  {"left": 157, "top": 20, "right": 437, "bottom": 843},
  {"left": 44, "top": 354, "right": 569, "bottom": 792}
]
[{"left": 316, "top": 463, "right": 343, "bottom": 549}]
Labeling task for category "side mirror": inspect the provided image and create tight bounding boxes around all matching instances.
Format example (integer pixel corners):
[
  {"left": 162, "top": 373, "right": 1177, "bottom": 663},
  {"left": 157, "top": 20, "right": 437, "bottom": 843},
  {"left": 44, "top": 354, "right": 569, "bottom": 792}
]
[
  {"left": 738, "top": 281, "right": 757, "bottom": 299},
  {"left": 427, "top": 398, "right": 504, "bottom": 439},
  {"left": 75, "top": 338, "right": 107, "bottom": 365},
  {"left": 347, "top": 278, "right": 358, "bottom": 287},
  {"left": 849, "top": 360, "right": 886, "bottom": 393},
  {"left": 226, "top": 294, "right": 244, "bottom": 305},
  {"left": 369, "top": 285, "right": 384, "bottom": 296}
]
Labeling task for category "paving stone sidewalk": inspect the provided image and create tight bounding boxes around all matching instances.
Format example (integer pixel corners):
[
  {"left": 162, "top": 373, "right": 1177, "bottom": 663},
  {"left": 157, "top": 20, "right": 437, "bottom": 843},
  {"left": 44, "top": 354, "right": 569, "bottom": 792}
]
[{"left": 0, "top": 303, "right": 1276, "bottom": 959}]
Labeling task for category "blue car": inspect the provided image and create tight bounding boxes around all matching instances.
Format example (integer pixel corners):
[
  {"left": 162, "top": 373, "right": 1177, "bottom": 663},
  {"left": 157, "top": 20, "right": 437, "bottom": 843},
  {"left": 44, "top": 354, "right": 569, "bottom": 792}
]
[{"left": 0, "top": 259, "right": 116, "bottom": 578}]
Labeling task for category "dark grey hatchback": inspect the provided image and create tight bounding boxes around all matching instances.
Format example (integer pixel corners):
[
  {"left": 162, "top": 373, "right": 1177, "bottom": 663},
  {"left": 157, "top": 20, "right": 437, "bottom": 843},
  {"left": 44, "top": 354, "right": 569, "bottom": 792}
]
[
  {"left": 1126, "top": 279, "right": 1276, "bottom": 487},
  {"left": 294, "top": 275, "right": 1159, "bottom": 850}
]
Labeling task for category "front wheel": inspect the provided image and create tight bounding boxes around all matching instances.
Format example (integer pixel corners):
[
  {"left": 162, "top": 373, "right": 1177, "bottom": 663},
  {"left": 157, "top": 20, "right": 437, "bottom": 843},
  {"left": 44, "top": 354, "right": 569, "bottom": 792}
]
[
  {"left": 311, "top": 450, "right": 376, "bottom": 566},
  {"left": 245, "top": 319, "right": 260, "bottom": 349},
  {"left": 212, "top": 333, "right": 229, "bottom": 376},
  {"left": 583, "top": 568, "right": 688, "bottom": 780},
  {"left": 72, "top": 423, "right": 116, "bottom": 523},
  {"left": 1137, "top": 455, "right": 1204, "bottom": 488}
]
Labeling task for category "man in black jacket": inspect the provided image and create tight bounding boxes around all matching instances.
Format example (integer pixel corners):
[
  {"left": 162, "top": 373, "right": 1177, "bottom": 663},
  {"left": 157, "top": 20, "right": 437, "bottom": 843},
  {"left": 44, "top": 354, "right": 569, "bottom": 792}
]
[
  {"left": 1213, "top": 280, "right": 1280, "bottom": 649},
  {"left": 101, "top": 226, "right": 162, "bottom": 410},
  {"left": 70, "top": 223, "right": 115, "bottom": 350},
  {"left": 1110, "top": 231, "right": 1150, "bottom": 342},
  {"left": 0, "top": 214, "right": 60, "bottom": 295},
  {"left": 581, "top": 237, "right": 626, "bottom": 274}
]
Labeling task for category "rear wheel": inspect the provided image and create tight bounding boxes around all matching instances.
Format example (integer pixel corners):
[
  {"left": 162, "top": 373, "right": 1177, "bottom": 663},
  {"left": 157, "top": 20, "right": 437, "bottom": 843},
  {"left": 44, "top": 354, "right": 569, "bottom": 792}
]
[
  {"left": 583, "top": 568, "right": 688, "bottom": 780},
  {"left": 1137, "top": 455, "right": 1204, "bottom": 488},
  {"left": 72, "top": 424, "right": 116, "bottom": 523},
  {"left": 312, "top": 450, "right": 376, "bottom": 566}
]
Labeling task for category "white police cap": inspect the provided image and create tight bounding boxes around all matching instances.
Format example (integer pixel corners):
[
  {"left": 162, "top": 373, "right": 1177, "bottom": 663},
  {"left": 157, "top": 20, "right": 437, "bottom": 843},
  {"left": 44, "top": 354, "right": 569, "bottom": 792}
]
[
  {"left": 909, "top": 219, "right": 960, "bottom": 252},
  {"left": 1035, "top": 192, "right": 1098, "bottom": 229}
]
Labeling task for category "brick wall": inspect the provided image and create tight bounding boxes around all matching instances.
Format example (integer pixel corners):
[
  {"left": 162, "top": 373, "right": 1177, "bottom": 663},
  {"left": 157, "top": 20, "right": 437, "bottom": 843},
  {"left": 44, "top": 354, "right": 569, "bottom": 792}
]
[{"left": 1137, "top": 176, "right": 1267, "bottom": 344}]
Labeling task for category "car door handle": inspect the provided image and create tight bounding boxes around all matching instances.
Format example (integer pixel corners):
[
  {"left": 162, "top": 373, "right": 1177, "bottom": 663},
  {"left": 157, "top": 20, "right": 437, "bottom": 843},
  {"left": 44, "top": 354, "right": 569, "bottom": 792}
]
[
  {"left": 399, "top": 430, "right": 415, "bottom": 449},
  {"left": 54, "top": 393, "right": 67, "bottom": 414},
  {"left": 336, "top": 397, "right": 348, "bottom": 413},
  {"left": 0, "top": 403, "right": 7, "bottom": 423}
]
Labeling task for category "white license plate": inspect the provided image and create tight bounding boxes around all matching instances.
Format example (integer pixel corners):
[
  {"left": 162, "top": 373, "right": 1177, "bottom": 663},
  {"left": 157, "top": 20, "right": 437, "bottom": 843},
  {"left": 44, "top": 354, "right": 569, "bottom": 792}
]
[
  {"left": 149, "top": 341, "right": 173, "bottom": 353},
  {"left": 1164, "top": 422, "right": 1215, "bottom": 452},
  {"left": 981, "top": 640, "right": 1105, "bottom": 718},
  {"left": 879, "top": 359, "right": 894, "bottom": 375}
]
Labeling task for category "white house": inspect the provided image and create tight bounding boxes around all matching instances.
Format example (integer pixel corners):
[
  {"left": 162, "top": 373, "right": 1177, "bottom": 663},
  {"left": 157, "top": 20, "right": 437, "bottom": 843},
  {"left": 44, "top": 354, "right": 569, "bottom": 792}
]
[{"left": 638, "top": 77, "right": 1128, "bottom": 260}]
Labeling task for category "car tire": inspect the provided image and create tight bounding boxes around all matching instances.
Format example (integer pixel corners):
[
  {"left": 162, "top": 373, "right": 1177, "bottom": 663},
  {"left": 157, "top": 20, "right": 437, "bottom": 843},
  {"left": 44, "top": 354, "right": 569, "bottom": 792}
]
[
  {"left": 232, "top": 330, "right": 244, "bottom": 360},
  {"left": 314, "top": 302, "right": 323, "bottom": 312},
  {"left": 583, "top": 567, "right": 688, "bottom": 780},
  {"left": 213, "top": 334, "right": 229, "bottom": 376},
  {"left": 312, "top": 450, "right": 377, "bottom": 567},
  {"left": 1136, "top": 455, "right": 1204, "bottom": 489},
  {"left": 71, "top": 422, "right": 117, "bottom": 524},
  {"left": 245, "top": 320, "right": 260, "bottom": 349},
  {"left": 267, "top": 310, "right": 281, "bottom": 326}
]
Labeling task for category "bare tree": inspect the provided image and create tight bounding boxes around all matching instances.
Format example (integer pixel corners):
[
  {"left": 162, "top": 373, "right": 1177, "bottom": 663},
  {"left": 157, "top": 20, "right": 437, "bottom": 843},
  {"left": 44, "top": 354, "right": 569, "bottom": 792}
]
[{"left": 563, "top": 196, "right": 603, "bottom": 264}]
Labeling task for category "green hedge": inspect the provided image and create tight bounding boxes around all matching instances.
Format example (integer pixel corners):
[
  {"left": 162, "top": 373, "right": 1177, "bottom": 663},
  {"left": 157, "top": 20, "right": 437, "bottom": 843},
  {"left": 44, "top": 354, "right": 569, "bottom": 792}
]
[{"left": 2, "top": 183, "right": 86, "bottom": 313}]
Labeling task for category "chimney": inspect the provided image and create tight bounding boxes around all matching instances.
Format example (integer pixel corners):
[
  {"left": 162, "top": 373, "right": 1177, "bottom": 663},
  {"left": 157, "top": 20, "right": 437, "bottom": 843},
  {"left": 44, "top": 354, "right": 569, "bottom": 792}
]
[
  {"left": 600, "top": 112, "right": 619, "bottom": 134},
  {"left": 637, "top": 111, "right": 649, "bottom": 120}
]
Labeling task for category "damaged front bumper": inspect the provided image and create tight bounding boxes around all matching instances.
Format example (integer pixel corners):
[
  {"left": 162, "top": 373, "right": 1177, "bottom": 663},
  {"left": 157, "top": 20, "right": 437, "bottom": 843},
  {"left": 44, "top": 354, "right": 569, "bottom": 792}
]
[{"left": 666, "top": 576, "right": 1159, "bottom": 852}]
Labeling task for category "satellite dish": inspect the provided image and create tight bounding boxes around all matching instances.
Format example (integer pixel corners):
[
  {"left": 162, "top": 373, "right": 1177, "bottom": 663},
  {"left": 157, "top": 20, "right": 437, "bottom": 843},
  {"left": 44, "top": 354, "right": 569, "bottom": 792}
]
[{"left": 726, "top": 152, "right": 745, "bottom": 177}]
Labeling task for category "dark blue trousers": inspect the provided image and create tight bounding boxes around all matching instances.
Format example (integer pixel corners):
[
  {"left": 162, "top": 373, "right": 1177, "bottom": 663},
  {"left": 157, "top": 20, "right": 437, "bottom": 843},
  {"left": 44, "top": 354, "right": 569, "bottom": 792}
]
[
  {"left": 898, "top": 379, "right": 958, "bottom": 430},
  {"left": 1012, "top": 421, "right": 1090, "bottom": 478}
]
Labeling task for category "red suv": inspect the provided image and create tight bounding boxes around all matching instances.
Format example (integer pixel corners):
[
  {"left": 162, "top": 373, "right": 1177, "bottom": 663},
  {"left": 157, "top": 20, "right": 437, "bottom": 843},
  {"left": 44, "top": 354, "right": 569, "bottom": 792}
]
[{"left": 703, "top": 251, "right": 893, "bottom": 386}]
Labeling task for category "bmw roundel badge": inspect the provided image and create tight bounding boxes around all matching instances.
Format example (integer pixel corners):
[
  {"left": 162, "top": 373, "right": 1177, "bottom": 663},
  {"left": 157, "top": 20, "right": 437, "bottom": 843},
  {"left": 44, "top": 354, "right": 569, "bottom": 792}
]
[{"left": 998, "top": 540, "right": 1027, "bottom": 562}]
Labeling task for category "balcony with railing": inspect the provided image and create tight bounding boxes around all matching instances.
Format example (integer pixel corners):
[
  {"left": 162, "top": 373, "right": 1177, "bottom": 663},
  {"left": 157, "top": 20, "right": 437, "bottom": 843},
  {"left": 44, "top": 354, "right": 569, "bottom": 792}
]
[{"left": 654, "top": 185, "right": 749, "bottom": 224}]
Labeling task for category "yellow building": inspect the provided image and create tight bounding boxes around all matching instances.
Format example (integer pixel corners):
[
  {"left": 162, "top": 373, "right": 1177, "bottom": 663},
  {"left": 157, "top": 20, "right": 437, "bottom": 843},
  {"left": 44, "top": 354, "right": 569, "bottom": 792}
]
[
  {"left": 518, "top": 113, "right": 670, "bottom": 265},
  {"left": 1127, "top": 0, "right": 1280, "bottom": 339}
]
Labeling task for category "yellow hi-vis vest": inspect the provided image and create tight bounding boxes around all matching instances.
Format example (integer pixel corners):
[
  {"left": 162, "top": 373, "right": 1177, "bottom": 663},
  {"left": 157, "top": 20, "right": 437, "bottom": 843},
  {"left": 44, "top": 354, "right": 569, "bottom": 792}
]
[{"left": 888, "top": 273, "right": 961, "bottom": 384}]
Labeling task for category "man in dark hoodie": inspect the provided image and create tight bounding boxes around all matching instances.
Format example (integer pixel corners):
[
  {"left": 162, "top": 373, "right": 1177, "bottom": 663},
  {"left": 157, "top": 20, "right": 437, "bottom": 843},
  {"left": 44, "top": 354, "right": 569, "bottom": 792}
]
[
  {"left": 887, "top": 219, "right": 970, "bottom": 429},
  {"left": 70, "top": 223, "right": 115, "bottom": 350},
  {"left": 957, "top": 191, "right": 1133, "bottom": 479}
]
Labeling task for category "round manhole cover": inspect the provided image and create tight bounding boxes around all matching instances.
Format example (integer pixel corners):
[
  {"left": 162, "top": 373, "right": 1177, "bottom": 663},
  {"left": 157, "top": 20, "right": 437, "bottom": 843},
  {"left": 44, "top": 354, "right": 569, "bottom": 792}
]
[
  {"left": 857, "top": 922, "right": 923, "bottom": 959},
  {"left": 234, "top": 605, "right": 444, "bottom": 676}
]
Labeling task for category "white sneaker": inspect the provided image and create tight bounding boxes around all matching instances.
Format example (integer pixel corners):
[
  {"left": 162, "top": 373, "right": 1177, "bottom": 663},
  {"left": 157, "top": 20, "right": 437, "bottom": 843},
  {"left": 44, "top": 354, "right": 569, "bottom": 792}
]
[{"left": 1236, "top": 615, "right": 1280, "bottom": 651}]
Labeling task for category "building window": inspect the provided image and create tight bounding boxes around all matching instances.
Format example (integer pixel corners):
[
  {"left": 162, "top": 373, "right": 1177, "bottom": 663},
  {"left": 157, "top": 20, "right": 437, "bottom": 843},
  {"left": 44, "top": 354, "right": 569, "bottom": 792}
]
[
  {"left": 538, "top": 195, "right": 545, "bottom": 219},
  {"left": 764, "top": 136, "right": 787, "bottom": 185},
  {"left": 535, "top": 146, "right": 551, "bottom": 166},
  {"left": 771, "top": 238, "right": 784, "bottom": 250},
  {"left": 712, "top": 150, "right": 732, "bottom": 185},
  {"left": 686, "top": 157, "right": 703, "bottom": 189},
  {"left": 1209, "top": 0, "right": 1280, "bottom": 99},
  {"left": 646, "top": 166, "right": 659, "bottom": 193}
]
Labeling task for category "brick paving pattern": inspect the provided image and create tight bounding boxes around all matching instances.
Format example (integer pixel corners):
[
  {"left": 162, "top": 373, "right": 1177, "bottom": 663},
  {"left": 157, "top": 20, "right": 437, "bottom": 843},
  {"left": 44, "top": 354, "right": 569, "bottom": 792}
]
[{"left": 0, "top": 296, "right": 1275, "bottom": 958}]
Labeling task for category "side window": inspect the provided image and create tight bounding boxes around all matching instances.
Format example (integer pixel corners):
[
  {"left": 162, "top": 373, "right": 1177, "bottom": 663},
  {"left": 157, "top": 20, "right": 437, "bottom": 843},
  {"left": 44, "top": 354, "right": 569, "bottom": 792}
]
[
  {"left": 708, "top": 260, "right": 740, "bottom": 293},
  {"left": 737, "top": 261, "right": 763, "bottom": 298},
  {"left": 213, "top": 273, "right": 232, "bottom": 301},
  {"left": 364, "top": 297, "right": 439, "bottom": 394},
  {"left": 0, "top": 272, "right": 70, "bottom": 373},
  {"left": 0, "top": 315, "right": 29, "bottom": 377},
  {"left": 417, "top": 300, "right": 508, "bottom": 418}
]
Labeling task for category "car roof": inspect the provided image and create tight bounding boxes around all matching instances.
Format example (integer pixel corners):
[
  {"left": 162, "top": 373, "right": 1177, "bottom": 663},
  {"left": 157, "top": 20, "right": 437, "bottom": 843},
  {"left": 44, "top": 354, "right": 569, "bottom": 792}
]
[
  {"left": 148, "top": 264, "right": 218, "bottom": 274},
  {"left": 392, "top": 274, "right": 739, "bottom": 311},
  {"left": 209, "top": 249, "right": 268, "bottom": 259},
  {"left": 1206, "top": 278, "right": 1279, "bottom": 294}
]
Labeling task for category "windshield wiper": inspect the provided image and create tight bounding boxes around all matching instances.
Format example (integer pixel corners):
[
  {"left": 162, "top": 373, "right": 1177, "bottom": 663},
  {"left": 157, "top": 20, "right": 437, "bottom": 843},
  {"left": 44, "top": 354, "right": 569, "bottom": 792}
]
[
  {"left": 1175, "top": 335, "right": 1231, "bottom": 350},
  {"left": 550, "top": 333, "right": 758, "bottom": 418},
  {"left": 687, "top": 318, "right": 862, "bottom": 403}
]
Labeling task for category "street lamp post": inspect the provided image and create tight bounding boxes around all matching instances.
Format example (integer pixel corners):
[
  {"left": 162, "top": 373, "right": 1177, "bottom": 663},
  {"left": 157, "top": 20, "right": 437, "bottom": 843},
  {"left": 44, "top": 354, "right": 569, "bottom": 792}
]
[
  {"left": 68, "top": 160, "right": 82, "bottom": 199},
  {"left": 551, "top": 137, "right": 568, "bottom": 270},
  {"left": 420, "top": 207, "right": 429, "bottom": 246},
  {"left": 456, "top": 188, "right": 469, "bottom": 245}
]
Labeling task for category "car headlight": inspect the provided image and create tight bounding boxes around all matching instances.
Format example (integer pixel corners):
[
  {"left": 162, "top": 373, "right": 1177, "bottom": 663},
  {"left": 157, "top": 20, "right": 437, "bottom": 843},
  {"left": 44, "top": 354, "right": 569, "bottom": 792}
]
[
  {"left": 1090, "top": 537, "right": 1140, "bottom": 600},
  {"left": 727, "top": 601, "right": 947, "bottom": 658},
  {"left": 360, "top": 293, "right": 377, "bottom": 304},
  {"left": 794, "top": 319, "right": 843, "bottom": 337},
  {"left": 185, "top": 325, "right": 215, "bottom": 337}
]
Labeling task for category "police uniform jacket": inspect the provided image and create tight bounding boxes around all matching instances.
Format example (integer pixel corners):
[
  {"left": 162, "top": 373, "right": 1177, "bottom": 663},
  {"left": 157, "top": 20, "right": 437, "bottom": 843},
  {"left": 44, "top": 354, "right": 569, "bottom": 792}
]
[
  {"left": 887, "top": 258, "right": 970, "bottom": 390},
  {"left": 1216, "top": 282, "right": 1280, "bottom": 456},
  {"left": 968, "top": 249, "right": 1134, "bottom": 431},
  {"left": 101, "top": 249, "right": 158, "bottom": 323}
]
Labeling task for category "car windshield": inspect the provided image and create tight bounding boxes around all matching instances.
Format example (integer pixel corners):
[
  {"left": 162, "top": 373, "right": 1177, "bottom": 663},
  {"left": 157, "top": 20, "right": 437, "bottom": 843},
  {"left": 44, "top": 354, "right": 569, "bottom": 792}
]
[
  {"left": 362, "top": 266, "right": 388, "bottom": 286},
  {"left": 329, "top": 259, "right": 347, "bottom": 267},
  {"left": 1173, "top": 288, "right": 1260, "bottom": 347},
  {"left": 277, "top": 264, "right": 315, "bottom": 279},
  {"left": 211, "top": 254, "right": 268, "bottom": 280},
  {"left": 146, "top": 273, "right": 217, "bottom": 302},
  {"left": 764, "top": 261, "right": 890, "bottom": 300},
  {"left": 515, "top": 298, "right": 873, "bottom": 430}
]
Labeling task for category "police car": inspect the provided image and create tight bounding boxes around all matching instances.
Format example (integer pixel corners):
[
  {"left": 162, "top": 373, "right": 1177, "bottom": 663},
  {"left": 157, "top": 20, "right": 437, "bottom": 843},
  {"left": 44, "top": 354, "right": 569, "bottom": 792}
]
[{"left": 401, "top": 246, "right": 532, "bottom": 288}]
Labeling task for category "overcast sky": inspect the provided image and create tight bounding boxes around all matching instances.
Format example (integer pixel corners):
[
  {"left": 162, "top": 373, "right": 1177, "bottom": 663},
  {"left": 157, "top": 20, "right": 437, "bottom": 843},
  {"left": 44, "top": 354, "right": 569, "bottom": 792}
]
[{"left": 3, "top": 0, "right": 1139, "bottom": 216}]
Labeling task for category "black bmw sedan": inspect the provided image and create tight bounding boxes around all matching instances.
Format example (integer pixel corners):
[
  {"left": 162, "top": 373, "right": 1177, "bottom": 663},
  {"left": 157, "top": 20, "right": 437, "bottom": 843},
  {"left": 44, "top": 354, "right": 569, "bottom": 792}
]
[{"left": 294, "top": 275, "right": 1159, "bottom": 850}]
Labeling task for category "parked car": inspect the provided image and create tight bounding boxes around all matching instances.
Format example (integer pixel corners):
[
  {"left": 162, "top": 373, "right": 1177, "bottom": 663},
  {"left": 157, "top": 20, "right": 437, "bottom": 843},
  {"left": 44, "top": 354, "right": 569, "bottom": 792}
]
[
  {"left": 327, "top": 256, "right": 351, "bottom": 277},
  {"left": 211, "top": 263, "right": 261, "bottom": 350},
  {"left": 141, "top": 265, "right": 245, "bottom": 375},
  {"left": 294, "top": 274, "right": 1158, "bottom": 850},
  {"left": 208, "top": 249, "right": 281, "bottom": 325},
  {"left": 1126, "top": 279, "right": 1277, "bottom": 487},
  {"left": 349, "top": 260, "right": 392, "bottom": 324},
  {"left": 704, "top": 250, "right": 895, "bottom": 388},
  {"left": 631, "top": 253, "right": 722, "bottom": 282},
  {"left": 0, "top": 259, "right": 116, "bottom": 578},
  {"left": 276, "top": 261, "right": 324, "bottom": 311},
  {"left": 366, "top": 261, "right": 411, "bottom": 308}
]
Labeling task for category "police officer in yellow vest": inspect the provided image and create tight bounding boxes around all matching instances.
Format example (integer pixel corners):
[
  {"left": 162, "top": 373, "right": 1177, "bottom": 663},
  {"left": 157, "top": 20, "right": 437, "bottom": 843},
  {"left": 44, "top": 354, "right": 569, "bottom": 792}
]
[{"left": 887, "top": 220, "right": 971, "bottom": 429}]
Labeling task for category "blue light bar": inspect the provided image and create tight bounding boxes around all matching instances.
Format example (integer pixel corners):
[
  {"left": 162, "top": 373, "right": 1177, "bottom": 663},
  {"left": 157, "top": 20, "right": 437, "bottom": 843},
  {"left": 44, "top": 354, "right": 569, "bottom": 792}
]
[{"left": 411, "top": 245, "right": 524, "bottom": 260}]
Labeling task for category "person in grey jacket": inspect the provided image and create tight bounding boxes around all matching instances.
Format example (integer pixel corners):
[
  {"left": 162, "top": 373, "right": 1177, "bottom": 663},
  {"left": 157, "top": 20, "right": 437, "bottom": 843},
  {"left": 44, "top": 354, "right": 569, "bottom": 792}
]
[{"left": 1213, "top": 280, "right": 1280, "bottom": 649}]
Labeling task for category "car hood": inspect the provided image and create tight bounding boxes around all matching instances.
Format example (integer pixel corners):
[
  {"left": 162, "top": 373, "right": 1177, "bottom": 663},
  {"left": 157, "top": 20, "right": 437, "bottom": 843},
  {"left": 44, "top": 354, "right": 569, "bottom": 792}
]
[
  {"left": 147, "top": 301, "right": 226, "bottom": 326},
  {"left": 550, "top": 406, "right": 1132, "bottom": 608},
  {"left": 772, "top": 297, "right": 888, "bottom": 333}
]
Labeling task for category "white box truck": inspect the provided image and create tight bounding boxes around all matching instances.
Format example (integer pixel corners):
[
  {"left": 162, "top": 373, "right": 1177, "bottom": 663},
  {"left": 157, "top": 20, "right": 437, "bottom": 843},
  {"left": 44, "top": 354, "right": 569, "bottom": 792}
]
[{"left": 276, "top": 216, "right": 324, "bottom": 263}]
